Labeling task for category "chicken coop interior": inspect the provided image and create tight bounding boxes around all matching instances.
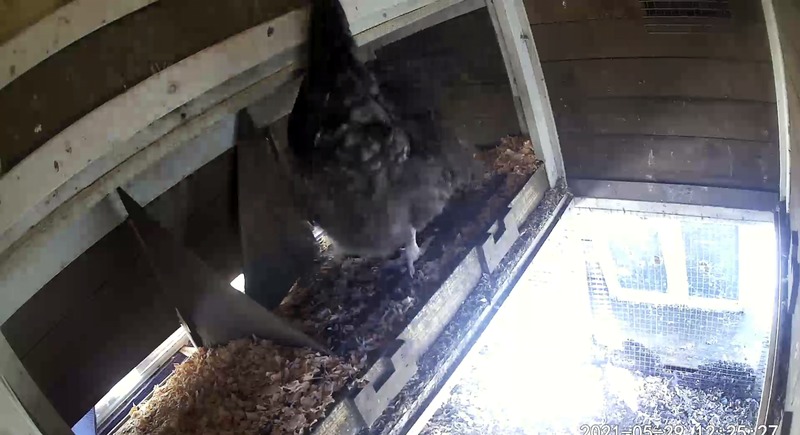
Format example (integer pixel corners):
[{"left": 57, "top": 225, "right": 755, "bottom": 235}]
[{"left": 2, "top": 0, "right": 800, "bottom": 434}]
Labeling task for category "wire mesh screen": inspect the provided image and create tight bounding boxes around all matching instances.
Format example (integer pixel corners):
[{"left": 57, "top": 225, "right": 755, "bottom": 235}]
[
  {"left": 422, "top": 203, "right": 776, "bottom": 434},
  {"left": 579, "top": 206, "right": 775, "bottom": 430}
]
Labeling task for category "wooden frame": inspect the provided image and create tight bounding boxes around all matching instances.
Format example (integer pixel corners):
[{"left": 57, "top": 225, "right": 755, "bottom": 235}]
[
  {"left": 570, "top": 179, "right": 781, "bottom": 212},
  {"left": 0, "top": 0, "right": 158, "bottom": 92},
  {"left": 761, "top": 0, "right": 791, "bottom": 211},
  {"left": 1, "top": 333, "right": 70, "bottom": 434},
  {"left": 485, "top": 0, "right": 565, "bottom": 188},
  {"left": 585, "top": 210, "right": 772, "bottom": 313},
  {"left": 572, "top": 197, "right": 776, "bottom": 223}
]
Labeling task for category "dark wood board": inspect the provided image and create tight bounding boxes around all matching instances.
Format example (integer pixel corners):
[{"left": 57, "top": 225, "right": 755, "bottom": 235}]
[
  {"left": 0, "top": 0, "right": 306, "bottom": 174},
  {"left": 533, "top": 20, "right": 771, "bottom": 62},
  {"left": 523, "top": 0, "right": 763, "bottom": 25},
  {"left": 1, "top": 226, "right": 137, "bottom": 358},
  {"left": 561, "top": 134, "right": 779, "bottom": 190},
  {"left": 18, "top": 226, "right": 177, "bottom": 425},
  {"left": 554, "top": 98, "right": 778, "bottom": 142},
  {"left": 543, "top": 58, "right": 775, "bottom": 103}
]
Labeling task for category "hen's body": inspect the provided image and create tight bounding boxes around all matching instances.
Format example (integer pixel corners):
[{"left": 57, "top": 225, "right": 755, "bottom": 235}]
[{"left": 287, "top": 0, "right": 476, "bottom": 273}]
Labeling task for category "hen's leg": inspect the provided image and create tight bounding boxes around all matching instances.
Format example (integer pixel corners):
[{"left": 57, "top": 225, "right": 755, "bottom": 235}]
[{"left": 405, "top": 227, "right": 421, "bottom": 276}]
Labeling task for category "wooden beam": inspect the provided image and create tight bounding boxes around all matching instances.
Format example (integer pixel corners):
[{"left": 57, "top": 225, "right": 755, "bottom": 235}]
[
  {"left": 0, "top": 0, "right": 474, "bottom": 325},
  {"left": 0, "top": 377, "right": 43, "bottom": 435},
  {"left": 571, "top": 196, "right": 776, "bottom": 222},
  {"left": 485, "top": 0, "right": 565, "bottom": 187},
  {"left": 0, "top": 333, "right": 70, "bottom": 435},
  {"left": 0, "top": 0, "right": 158, "bottom": 92},
  {"left": 762, "top": 0, "right": 792, "bottom": 211},
  {"left": 570, "top": 179, "right": 779, "bottom": 212}
]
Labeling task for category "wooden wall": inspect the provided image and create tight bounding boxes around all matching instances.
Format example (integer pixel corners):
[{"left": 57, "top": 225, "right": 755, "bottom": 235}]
[
  {"left": 0, "top": 8, "right": 519, "bottom": 426},
  {"left": 526, "top": 0, "right": 779, "bottom": 190},
  {"left": 773, "top": 0, "right": 800, "bottom": 429}
]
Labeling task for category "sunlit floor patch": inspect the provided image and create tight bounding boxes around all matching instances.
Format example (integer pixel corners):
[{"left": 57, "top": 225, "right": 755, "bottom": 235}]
[{"left": 421, "top": 203, "right": 773, "bottom": 435}]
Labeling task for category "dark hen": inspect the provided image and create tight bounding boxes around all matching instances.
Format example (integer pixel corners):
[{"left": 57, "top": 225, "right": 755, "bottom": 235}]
[{"left": 287, "top": 0, "right": 477, "bottom": 274}]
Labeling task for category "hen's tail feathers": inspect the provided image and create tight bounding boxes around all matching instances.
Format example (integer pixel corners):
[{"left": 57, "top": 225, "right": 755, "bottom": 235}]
[{"left": 307, "top": 0, "right": 357, "bottom": 88}]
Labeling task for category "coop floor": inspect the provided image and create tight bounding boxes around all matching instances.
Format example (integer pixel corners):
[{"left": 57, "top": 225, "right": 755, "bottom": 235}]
[{"left": 420, "top": 203, "right": 774, "bottom": 435}]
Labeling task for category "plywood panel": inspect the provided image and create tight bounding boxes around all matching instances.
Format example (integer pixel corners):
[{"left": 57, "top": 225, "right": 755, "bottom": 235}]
[
  {"left": 562, "top": 134, "right": 778, "bottom": 190},
  {"left": 0, "top": 0, "right": 305, "bottom": 174},
  {"left": 533, "top": 20, "right": 771, "bottom": 62},
  {"left": 544, "top": 58, "right": 776, "bottom": 102},
  {"left": 555, "top": 98, "right": 777, "bottom": 142}
]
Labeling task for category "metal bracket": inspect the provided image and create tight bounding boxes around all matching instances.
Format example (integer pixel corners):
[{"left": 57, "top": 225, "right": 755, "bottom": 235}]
[
  {"left": 478, "top": 169, "right": 548, "bottom": 272},
  {"left": 350, "top": 250, "right": 483, "bottom": 428}
]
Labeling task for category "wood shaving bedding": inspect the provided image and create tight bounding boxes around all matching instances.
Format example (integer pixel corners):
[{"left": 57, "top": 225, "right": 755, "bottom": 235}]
[{"left": 118, "top": 339, "right": 358, "bottom": 435}]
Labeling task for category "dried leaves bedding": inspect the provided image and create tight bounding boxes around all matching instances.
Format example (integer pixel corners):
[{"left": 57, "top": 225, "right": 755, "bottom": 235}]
[{"left": 117, "top": 137, "right": 540, "bottom": 435}]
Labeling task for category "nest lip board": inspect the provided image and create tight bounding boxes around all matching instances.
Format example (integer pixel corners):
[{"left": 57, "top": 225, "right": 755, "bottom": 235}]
[{"left": 116, "top": 137, "right": 543, "bottom": 435}]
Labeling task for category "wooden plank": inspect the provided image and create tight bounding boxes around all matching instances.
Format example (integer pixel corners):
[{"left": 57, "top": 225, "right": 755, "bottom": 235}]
[
  {"left": 555, "top": 98, "right": 778, "bottom": 142},
  {"left": 570, "top": 179, "right": 779, "bottom": 211},
  {"left": 524, "top": 0, "right": 640, "bottom": 24},
  {"left": 487, "top": 0, "right": 565, "bottom": 186},
  {"left": 0, "top": 0, "right": 158, "bottom": 92},
  {"left": 0, "top": 0, "right": 65, "bottom": 44},
  {"left": 0, "top": 334, "right": 71, "bottom": 435},
  {"left": 543, "top": 58, "right": 776, "bottom": 102},
  {"left": 359, "top": 0, "right": 484, "bottom": 52},
  {"left": 562, "top": 134, "right": 779, "bottom": 190},
  {"left": 762, "top": 0, "right": 792, "bottom": 206},
  {"left": 524, "top": 0, "right": 765, "bottom": 24},
  {"left": 0, "top": 376, "right": 43, "bottom": 435},
  {"left": 532, "top": 19, "right": 771, "bottom": 62}
]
